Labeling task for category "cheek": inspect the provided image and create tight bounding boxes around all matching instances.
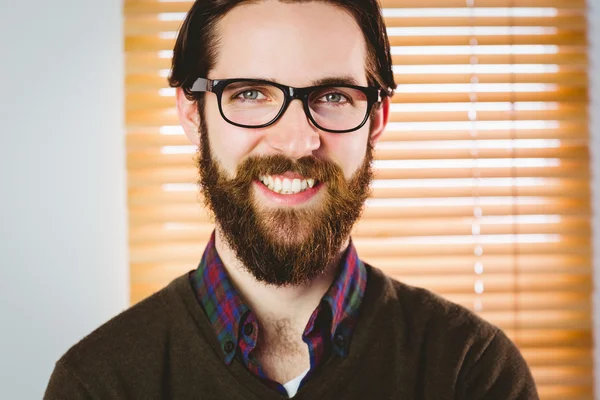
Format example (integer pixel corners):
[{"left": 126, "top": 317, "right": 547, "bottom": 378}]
[
  {"left": 204, "top": 103, "right": 263, "bottom": 176},
  {"left": 321, "top": 129, "right": 370, "bottom": 180}
]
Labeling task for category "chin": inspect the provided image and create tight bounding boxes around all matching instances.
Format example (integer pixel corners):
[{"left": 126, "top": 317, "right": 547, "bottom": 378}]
[{"left": 257, "top": 211, "right": 315, "bottom": 244}]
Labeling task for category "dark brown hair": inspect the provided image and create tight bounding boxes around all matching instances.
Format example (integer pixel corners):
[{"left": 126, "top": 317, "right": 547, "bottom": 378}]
[{"left": 168, "top": 0, "right": 396, "bottom": 105}]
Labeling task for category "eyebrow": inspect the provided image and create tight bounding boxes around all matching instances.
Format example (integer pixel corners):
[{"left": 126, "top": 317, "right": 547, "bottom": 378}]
[
  {"left": 255, "top": 76, "right": 362, "bottom": 87},
  {"left": 310, "top": 76, "right": 361, "bottom": 86}
]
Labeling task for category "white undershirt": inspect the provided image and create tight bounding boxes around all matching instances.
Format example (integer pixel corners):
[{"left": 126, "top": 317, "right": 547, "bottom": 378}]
[{"left": 282, "top": 368, "right": 310, "bottom": 398}]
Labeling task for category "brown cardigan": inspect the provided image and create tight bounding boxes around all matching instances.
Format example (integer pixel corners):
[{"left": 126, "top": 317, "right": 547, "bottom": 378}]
[{"left": 44, "top": 265, "right": 538, "bottom": 399}]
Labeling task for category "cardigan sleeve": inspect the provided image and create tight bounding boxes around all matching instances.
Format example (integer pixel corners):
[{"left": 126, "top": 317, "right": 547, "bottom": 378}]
[
  {"left": 44, "top": 361, "right": 95, "bottom": 400},
  {"left": 457, "top": 328, "right": 540, "bottom": 400}
]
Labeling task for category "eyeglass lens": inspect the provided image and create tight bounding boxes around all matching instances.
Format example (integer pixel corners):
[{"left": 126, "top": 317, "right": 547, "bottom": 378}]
[{"left": 220, "top": 81, "right": 369, "bottom": 131}]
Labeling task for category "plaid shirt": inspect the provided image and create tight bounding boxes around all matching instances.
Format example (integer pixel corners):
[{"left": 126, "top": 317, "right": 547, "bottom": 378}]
[{"left": 189, "top": 231, "right": 367, "bottom": 397}]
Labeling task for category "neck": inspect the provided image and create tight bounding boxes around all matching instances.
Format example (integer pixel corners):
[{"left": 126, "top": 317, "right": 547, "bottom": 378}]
[{"left": 213, "top": 225, "right": 349, "bottom": 328}]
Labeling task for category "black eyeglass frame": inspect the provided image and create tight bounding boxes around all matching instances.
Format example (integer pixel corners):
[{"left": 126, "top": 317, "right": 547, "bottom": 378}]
[{"left": 190, "top": 77, "right": 384, "bottom": 134}]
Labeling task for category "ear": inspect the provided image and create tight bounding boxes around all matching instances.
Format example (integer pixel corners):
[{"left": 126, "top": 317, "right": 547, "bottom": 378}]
[
  {"left": 176, "top": 87, "right": 201, "bottom": 146},
  {"left": 369, "top": 96, "right": 390, "bottom": 145}
]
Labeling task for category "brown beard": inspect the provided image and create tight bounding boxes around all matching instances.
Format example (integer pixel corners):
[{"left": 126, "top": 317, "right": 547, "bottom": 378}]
[{"left": 196, "top": 118, "right": 374, "bottom": 287}]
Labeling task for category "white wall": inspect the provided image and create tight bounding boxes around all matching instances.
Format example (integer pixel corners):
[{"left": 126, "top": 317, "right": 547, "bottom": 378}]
[
  {"left": 590, "top": 0, "right": 600, "bottom": 397},
  {"left": 0, "top": 1, "right": 128, "bottom": 398}
]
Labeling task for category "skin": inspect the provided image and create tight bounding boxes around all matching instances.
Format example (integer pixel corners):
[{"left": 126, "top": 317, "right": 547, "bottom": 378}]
[{"left": 176, "top": 0, "right": 390, "bottom": 383}]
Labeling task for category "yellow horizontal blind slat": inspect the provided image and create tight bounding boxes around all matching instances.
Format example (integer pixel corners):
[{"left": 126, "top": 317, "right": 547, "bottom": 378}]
[
  {"left": 124, "top": 106, "right": 589, "bottom": 124},
  {"left": 126, "top": 73, "right": 588, "bottom": 92},
  {"left": 124, "top": 0, "right": 587, "bottom": 12},
  {"left": 127, "top": 144, "right": 590, "bottom": 162},
  {"left": 124, "top": 16, "right": 588, "bottom": 37},
  {"left": 126, "top": 166, "right": 591, "bottom": 185},
  {"left": 126, "top": 126, "right": 589, "bottom": 141},
  {"left": 127, "top": 216, "right": 591, "bottom": 241},
  {"left": 125, "top": 34, "right": 590, "bottom": 52},
  {"left": 380, "top": 0, "right": 586, "bottom": 7}
]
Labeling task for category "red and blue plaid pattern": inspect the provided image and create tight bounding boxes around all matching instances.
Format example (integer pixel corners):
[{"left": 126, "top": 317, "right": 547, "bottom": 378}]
[{"left": 189, "top": 231, "right": 367, "bottom": 396}]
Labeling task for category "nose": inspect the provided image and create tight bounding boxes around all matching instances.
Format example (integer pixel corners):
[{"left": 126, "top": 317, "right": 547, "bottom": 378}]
[{"left": 263, "top": 99, "right": 320, "bottom": 159}]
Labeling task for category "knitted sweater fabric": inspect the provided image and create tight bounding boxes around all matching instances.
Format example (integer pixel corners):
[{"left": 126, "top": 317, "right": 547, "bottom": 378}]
[{"left": 44, "top": 265, "right": 539, "bottom": 400}]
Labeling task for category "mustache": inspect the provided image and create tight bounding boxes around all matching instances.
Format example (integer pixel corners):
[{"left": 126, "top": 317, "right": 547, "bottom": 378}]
[{"left": 232, "top": 154, "right": 345, "bottom": 185}]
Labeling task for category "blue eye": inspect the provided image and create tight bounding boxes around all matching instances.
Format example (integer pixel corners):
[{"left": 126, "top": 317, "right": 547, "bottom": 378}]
[
  {"left": 232, "top": 89, "right": 269, "bottom": 102},
  {"left": 325, "top": 93, "right": 344, "bottom": 102},
  {"left": 241, "top": 90, "right": 259, "bottom": 100},
  {"left": 316, "top": 91, "right": 350, "bottom": 105}
]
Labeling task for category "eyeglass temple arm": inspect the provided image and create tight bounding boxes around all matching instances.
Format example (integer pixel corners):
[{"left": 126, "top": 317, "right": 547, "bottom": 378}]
[{"left": 191, "top": 78, "right": 213, "bottom": 92}]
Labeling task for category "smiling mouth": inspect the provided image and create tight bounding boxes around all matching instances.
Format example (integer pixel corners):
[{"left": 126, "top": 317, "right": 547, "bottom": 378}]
[{"left": 257, "top": 175, "right": 320, "bottom": 195}]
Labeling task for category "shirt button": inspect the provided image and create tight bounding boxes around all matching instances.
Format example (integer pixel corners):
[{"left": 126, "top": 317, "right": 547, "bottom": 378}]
[
  {"left": 224, "top": 340, "right": 235, "bottom": 353},
  {"left": 243, "top": 323, "right": 254, "bottom": 336},
  {"left": 334, "top": 334, "right": 345, "bottom": 348}
]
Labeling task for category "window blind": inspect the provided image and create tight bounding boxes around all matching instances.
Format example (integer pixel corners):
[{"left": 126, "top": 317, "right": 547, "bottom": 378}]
[{"left": 124, "top": 0, "right": 593, "bottom": 398}]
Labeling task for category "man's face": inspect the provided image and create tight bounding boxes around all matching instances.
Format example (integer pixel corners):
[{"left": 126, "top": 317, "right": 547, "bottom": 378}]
[{"left": 186, "top": 1, "right": 387, "bottom": 286}]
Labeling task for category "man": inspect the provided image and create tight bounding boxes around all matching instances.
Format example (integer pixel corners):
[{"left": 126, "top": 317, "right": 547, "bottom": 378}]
[{"left": 45, "top": 0, "right": 539, "bottom": 398}]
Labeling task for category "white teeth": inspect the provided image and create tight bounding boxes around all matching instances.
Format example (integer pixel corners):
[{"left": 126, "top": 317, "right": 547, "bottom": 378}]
[
  {"left": 291, "top": 179, "right": 301, "bottom": 193},
  {"left": 274, "top": 177, "right": 282, "bottom": 193},
  {"left": 259, "top": 175, "right": 317, "bottom": 195}
]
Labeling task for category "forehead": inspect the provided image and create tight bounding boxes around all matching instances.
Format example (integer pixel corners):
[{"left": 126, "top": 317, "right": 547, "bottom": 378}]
[{"left": 211, "top": 1, "right": 368, "bottom": 86}]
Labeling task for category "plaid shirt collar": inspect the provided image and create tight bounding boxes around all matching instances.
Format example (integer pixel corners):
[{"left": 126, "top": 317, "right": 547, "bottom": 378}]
[{"left": 189, "top": 230, "right": 367, "bottom": 366}]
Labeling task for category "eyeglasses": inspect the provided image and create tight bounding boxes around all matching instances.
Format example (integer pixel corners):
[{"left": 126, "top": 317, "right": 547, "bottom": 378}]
[{"left": 190, "top": 78, "right": 384, "bottom": 133}]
